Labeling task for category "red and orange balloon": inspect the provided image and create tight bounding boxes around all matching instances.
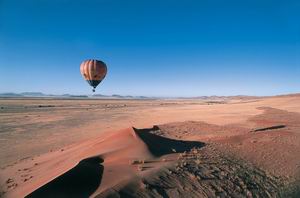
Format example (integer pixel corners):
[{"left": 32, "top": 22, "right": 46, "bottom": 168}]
[{"left": 80, "top": 59, "right": 107, "bottom": 92}]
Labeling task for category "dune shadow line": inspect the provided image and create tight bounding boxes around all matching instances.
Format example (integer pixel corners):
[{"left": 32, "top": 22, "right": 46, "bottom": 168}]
[
  {"left": 133, "top": 126, "right": 205, "bottom": 156},
  {"left": 253, "top": 125, "right": 286, "bottom": 132},
  {"left": 26, "top": 157, "right": 104, "bottom": 198}
]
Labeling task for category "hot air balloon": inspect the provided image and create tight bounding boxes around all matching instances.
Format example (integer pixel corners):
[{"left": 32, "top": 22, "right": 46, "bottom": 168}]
[{"left": 80, "top": 59, "right": 107, "bottom": 92}]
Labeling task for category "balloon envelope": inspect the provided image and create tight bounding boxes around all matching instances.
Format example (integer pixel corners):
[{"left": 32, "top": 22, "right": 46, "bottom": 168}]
[{"left": 80, "top": 59, "right": 107, "bottom": 91}]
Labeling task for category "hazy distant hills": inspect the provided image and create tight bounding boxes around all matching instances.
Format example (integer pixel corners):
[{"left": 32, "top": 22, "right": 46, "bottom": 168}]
[
  {"left": 0, "top": 92, "right": 152, "bottom": 99},
  {"left": 0, "top": 93, "right": 25, "bottom": 97},
  {"left": 0, "top": 92, "right": 299, "bottom": 99}
]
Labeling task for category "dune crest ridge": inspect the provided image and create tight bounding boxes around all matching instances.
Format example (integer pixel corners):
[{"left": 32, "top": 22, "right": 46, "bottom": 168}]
[{"left": 3, "top": 127, "right": 205, "bottom": 198}]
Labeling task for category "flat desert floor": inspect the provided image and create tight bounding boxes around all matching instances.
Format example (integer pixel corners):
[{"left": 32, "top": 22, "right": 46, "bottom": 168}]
[{"left": 0, "top": 95, "right": 299, "bottom": 197}]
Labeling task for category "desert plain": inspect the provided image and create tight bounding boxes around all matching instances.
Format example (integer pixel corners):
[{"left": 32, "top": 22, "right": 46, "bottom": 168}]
[{"left": 0, "top": 94, "right": 300, "bottom": 197}]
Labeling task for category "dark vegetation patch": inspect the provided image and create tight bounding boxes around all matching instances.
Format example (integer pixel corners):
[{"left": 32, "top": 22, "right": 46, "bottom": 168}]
[{"left": 37, "top": 105, "right": 56, "bottom": 108}]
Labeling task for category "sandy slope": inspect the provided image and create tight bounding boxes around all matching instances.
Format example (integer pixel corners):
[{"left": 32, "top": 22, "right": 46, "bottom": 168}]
[
  {"left": 1, "top": 95, "right": 300, "bottom": 197},
  {"left": 1, "top": 128, "right": 203, "bottom": 198}
]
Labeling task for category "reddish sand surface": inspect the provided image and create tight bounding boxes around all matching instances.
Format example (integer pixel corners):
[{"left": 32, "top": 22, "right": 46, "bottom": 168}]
[{"left": 0, "top": 95, "right": 300, "bottom": 197}]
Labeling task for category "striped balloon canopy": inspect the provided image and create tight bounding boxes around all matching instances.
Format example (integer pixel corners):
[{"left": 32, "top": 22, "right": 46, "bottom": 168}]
[{"left": 80, "top": 59, "right": 107, "bottom": 92}]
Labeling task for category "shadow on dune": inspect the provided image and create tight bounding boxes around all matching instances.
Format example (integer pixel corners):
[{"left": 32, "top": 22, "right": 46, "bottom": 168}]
[
  {"left": 133, "top": 126, "right": 205, "bottom": 156},
  {"left": 26, "top": 157, "right": 104, "bottom": 198},
  {"left": 25, "top": 126, "right": 204, "bottom": 198},
  {"left": 253, "top": 125, "right": 286, "bottom": 132}
]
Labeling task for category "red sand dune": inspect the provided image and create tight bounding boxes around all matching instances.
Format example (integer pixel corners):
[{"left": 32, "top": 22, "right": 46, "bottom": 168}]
[{"left": 3, "top": 128, "right": 204, "bottom": 197}]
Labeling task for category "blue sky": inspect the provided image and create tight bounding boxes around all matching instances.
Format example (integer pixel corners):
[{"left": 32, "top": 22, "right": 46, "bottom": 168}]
[{"left": 0, "top": 0, "right": 299, "bottom": 97}]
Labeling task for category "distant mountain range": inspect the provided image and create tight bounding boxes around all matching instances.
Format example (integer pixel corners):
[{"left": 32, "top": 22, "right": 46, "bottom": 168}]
[
  {"left": 0, "top": 92, "right": 298, "bottom": 100},
  {"left": 0, "top": 92, "right": 154, "bottom": 99}
]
